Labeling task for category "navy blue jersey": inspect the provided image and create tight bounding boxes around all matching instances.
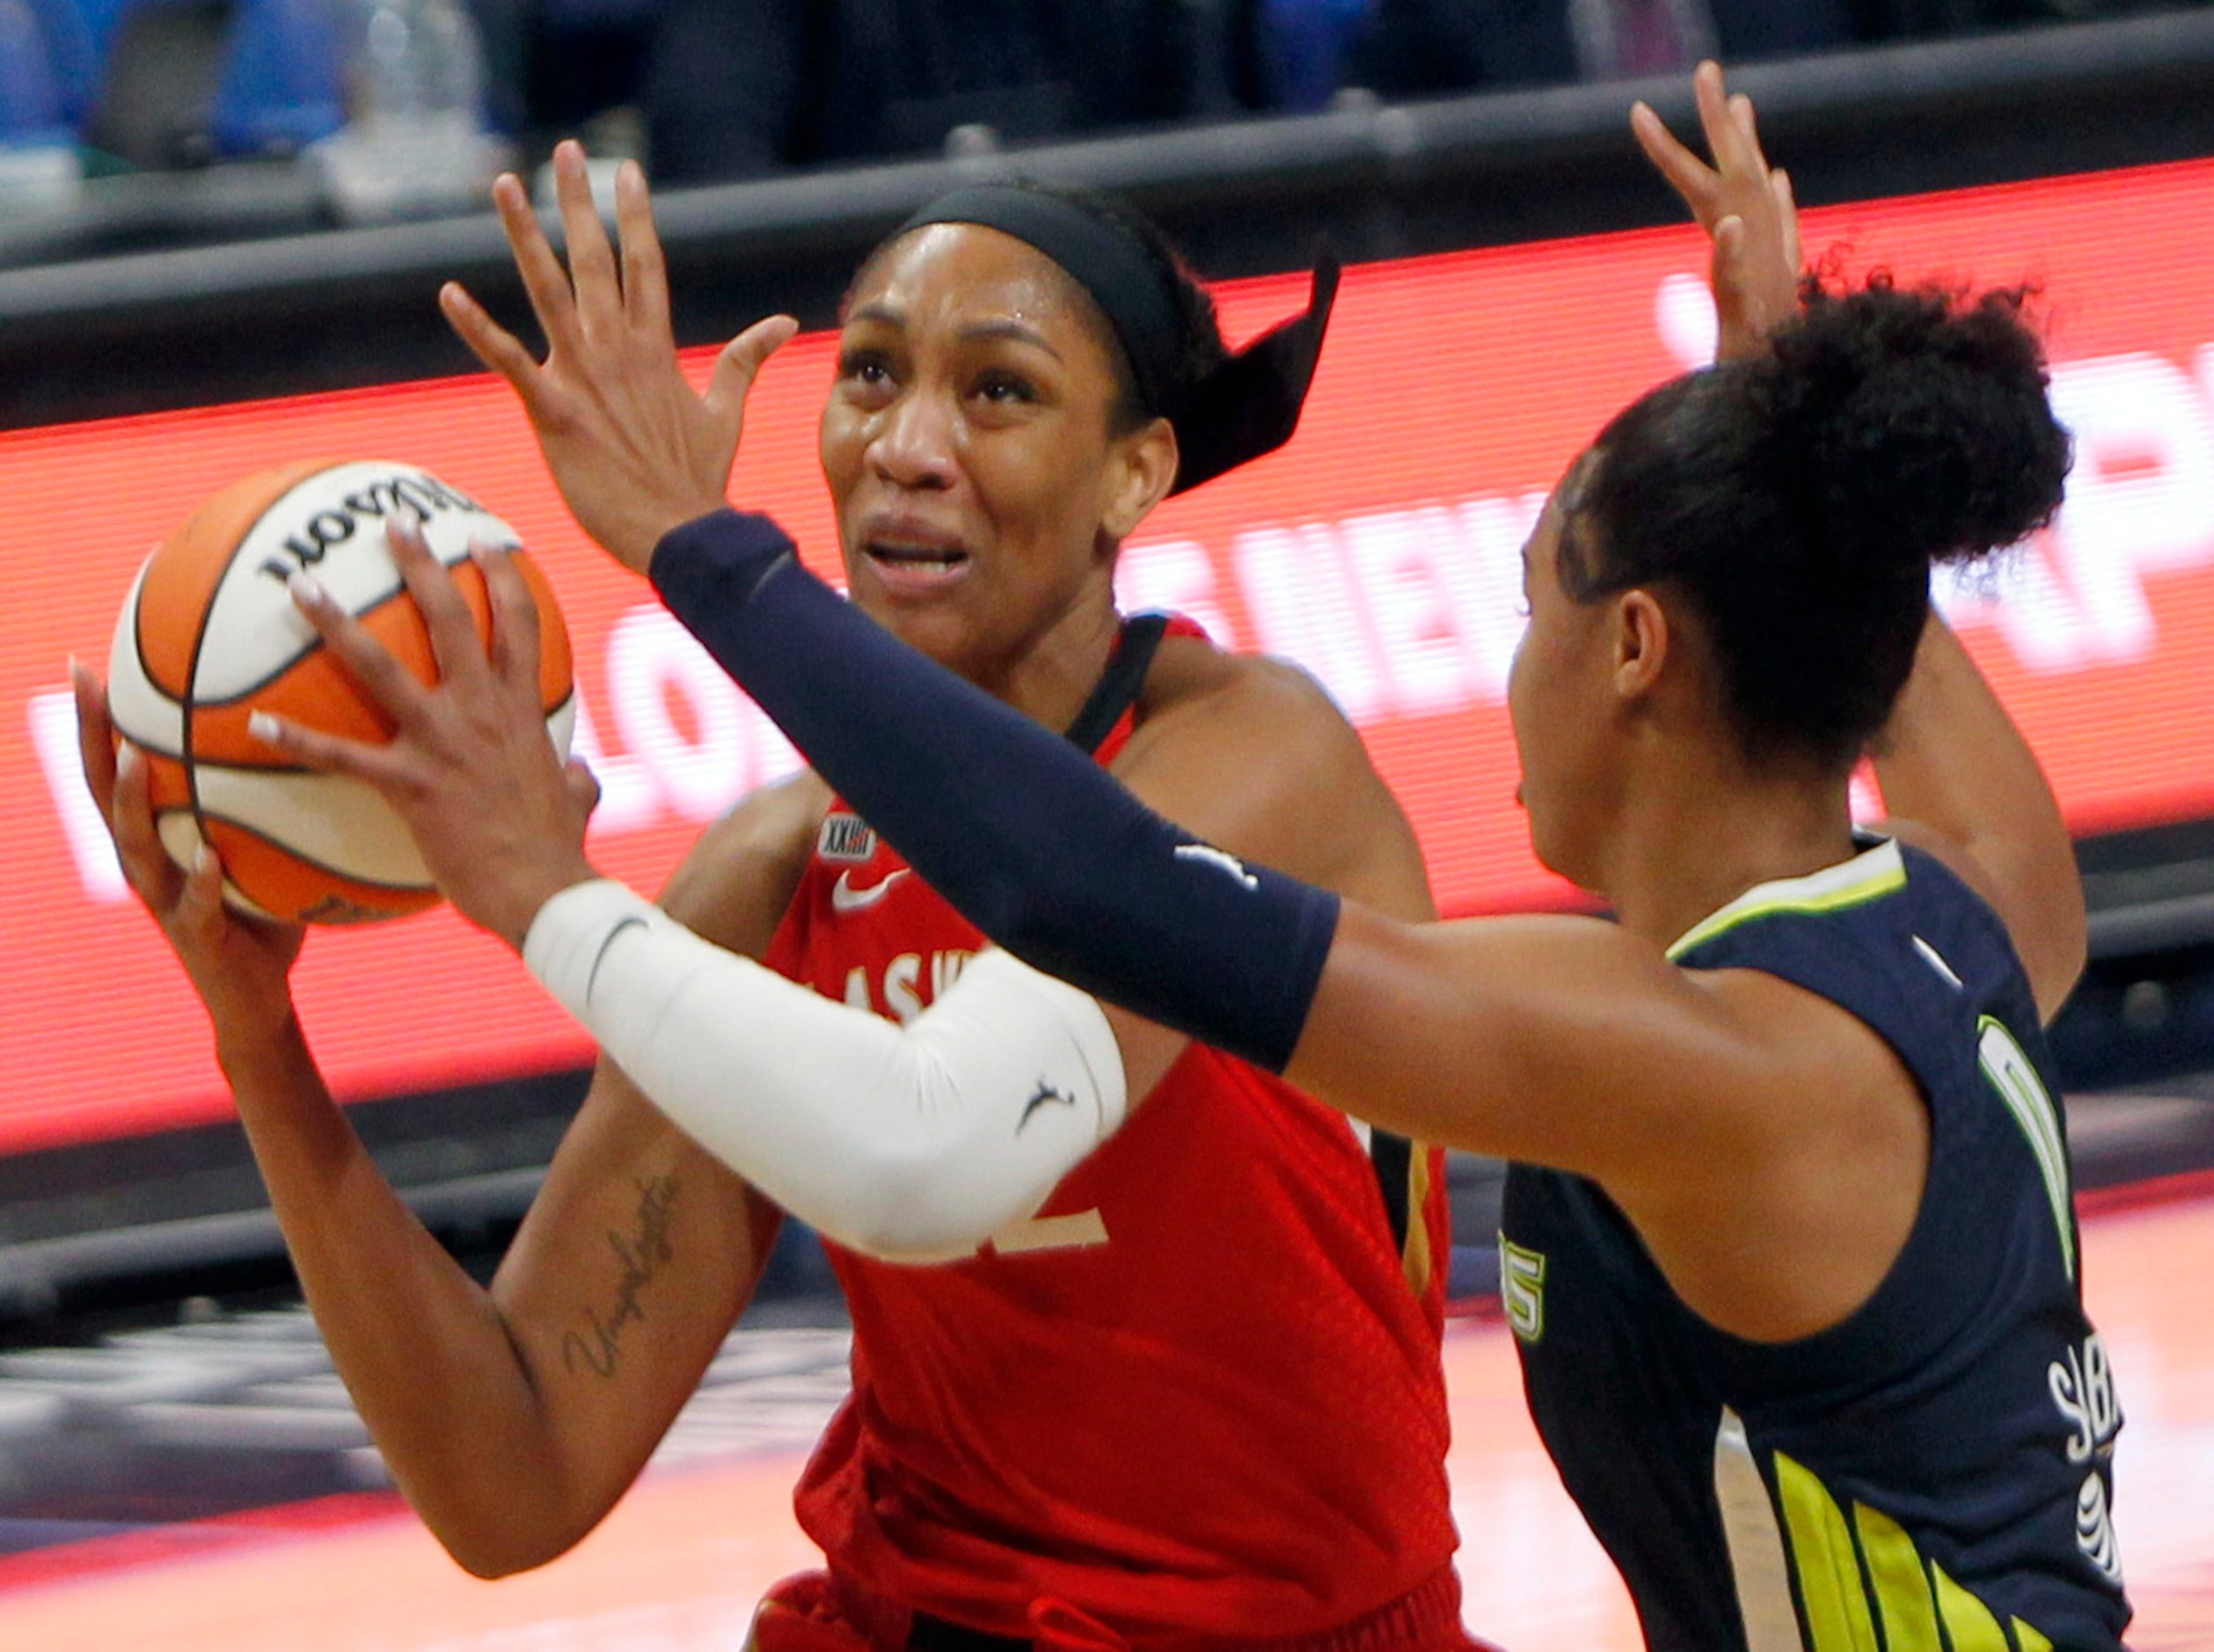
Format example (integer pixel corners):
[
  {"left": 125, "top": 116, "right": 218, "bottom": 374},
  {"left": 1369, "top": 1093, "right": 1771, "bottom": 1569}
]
[{"left": 1501, "top": 839, "right": 2130, "bottom": 1652}]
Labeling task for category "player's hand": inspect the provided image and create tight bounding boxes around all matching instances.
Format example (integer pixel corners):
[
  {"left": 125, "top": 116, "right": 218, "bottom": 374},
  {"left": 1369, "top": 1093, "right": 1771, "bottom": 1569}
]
[
  {"left": 439, "top": 141, "right": 798, "bottom": 576},
  {"left": 72, "top": 659, "right": 307, "bottom": 1049},
  {"left": 1632, "top": 61, "right": 1801, "bottom": 362},
  {"left": 249, "top": 511, "right": 602, "bottom": 952}
]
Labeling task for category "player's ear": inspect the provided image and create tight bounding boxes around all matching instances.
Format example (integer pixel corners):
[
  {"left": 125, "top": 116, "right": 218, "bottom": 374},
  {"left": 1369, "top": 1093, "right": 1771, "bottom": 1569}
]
[
  {"left": 1612, "top": 588, "right": 1670, "bottom": 701},
  {"left": 1101, "top": 416, "right": 1178, "bottom": 542}
]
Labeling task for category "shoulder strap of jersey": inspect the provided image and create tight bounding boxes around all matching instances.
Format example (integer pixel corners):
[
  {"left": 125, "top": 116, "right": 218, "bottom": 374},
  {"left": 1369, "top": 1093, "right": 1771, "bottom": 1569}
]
[
  {"left": 1063, "top": 613, "right": 1171, "bottom": 755},
  {"left": 1067, "top": 610, "right": 1426, "bottom": 1265}
]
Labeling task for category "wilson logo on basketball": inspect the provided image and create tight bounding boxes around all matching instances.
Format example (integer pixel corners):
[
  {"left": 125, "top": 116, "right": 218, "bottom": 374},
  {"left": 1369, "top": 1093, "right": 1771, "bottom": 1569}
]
[
  {"left": 106, "top": 458, "right": 574, "bottom": 925},
  {"left": 252, "top": 471, "right": 488, "bottom": 588}
]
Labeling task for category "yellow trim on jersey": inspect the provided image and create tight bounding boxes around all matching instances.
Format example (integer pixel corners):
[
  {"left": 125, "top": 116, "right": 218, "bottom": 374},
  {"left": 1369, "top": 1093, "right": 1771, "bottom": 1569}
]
[
  {"left": 1774, "top": 1453, "right": 1880, "bottom": 1652},
  {"left": 1931, "top": 1561, "right": 2012, "bottom": 1652},
  {"left": 1854, "top": 1502, "right": 1942, "bottom": 1652},
  {"left": 1765, "top": 1451, "right": 2057, "bottom": 1652},
  {"left": 1402, "top": 1142, "right": 1435, "bottom": 1298},
  {"left": 1665, "top": 840, "right": 1907, "bottom": 961}
]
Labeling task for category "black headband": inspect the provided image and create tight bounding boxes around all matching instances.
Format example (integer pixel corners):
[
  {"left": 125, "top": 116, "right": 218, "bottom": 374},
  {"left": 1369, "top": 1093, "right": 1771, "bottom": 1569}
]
[{"left": 896, "top": 184, "right": 1340, "bottom": 495}]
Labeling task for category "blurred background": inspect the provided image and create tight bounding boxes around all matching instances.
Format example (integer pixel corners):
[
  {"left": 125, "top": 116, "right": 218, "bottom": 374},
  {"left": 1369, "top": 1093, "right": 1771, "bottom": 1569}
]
[{"left": 4, "top": 3, "right": 2214, "bottom": 1647}]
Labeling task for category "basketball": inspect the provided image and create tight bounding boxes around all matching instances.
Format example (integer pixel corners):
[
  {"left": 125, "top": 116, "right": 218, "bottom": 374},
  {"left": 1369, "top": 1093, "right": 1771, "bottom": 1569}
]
[{"left": 106, "top": 459, "right": 577, "bottom": 925}]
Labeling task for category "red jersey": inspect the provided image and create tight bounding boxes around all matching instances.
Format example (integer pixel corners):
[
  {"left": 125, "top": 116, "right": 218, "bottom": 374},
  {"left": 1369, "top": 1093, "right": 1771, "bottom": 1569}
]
[{"left": 764, "top": 619, "right": 1460, "bottom": 1642}]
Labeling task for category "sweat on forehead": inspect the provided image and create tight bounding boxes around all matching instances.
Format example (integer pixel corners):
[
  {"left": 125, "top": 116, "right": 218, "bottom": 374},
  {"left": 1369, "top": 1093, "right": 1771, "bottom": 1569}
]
[{"left": 842, "top": 223, "right": 1146, "bottom": 409}]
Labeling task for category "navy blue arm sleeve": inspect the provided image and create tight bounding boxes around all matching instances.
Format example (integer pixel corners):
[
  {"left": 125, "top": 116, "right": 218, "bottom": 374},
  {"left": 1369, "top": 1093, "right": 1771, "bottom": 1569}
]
[{"left": 647, "top": 509, "right": 1341, "bottom": 1073}]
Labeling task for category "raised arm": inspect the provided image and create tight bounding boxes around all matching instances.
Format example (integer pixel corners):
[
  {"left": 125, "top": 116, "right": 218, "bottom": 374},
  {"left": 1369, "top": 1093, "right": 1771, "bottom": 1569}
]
[
  {"left": 1632, "top": 60, "right": 1801, "bottom": 363},
  {"left": 1869, "top": 617, "right": 2086, "bottom": 1021}
]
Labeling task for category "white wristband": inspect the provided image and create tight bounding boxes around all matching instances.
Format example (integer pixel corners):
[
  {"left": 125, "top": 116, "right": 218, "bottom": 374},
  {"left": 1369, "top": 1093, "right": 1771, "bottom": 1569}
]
[{"left": 523, "top": 880, "right": 1129, "bottom": 1261}]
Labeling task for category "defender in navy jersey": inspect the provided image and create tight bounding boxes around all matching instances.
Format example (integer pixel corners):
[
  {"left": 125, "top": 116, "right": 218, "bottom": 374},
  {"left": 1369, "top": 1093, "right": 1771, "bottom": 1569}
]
[{"left": 1504, "top": 837, "right": 2123, "bottom": 1652}]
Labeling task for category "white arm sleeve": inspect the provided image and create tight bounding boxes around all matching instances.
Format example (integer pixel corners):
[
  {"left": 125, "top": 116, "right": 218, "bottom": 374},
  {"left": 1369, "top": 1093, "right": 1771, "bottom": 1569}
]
[{"left": 522, "top": 880, "right": 1128, "bottom": 1262}]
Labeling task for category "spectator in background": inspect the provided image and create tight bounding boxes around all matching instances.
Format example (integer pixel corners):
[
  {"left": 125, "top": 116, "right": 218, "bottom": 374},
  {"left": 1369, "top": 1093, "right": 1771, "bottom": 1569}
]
[
  {"left": 1347, "top": 0, "right": 1854, "bottom": 96},
  {"left": 565, "top": 0, "right": 2188, "bottom": 184},
  {"left": 639, "top": 0, "right": 1243, "bottom": 186}
]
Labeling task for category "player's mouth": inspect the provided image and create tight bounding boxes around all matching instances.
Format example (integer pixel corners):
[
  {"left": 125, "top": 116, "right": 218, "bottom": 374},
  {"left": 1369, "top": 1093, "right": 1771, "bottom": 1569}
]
[{"left": 861, "top": 531, "right": 973, "bottom": 595}]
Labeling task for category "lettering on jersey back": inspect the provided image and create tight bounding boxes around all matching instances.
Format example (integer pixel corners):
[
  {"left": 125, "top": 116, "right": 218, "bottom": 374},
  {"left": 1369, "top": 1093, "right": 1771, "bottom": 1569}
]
[{"left": 2050, "top": 1330, "right": 2125, "bottom": 1583}]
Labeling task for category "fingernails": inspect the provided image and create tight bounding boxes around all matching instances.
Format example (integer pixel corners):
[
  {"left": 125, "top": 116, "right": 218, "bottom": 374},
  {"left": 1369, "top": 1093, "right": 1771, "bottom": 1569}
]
[
  {"left": 248, "top": 711, "right": 286, "bottom": 747},
  {"left": 468, "top": 536, "right": 512, "bottom": 563},
  {"left": 289, "top": 571, "right": 328, "bottom": 610},
  {"left": 193, "top": 840, "right": 216, "bottom": 876},
  {"left": 115, "top": 742, "right": 140, "bottom": 780}
]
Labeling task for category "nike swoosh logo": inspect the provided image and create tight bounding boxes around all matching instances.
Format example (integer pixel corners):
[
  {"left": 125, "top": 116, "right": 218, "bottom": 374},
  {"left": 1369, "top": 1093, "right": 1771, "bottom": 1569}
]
[
  {"left": 831, "top": 868, "right": 910, "bottom": 915},
  {"left": 588, "top": 915, "right": 648, "bottom": 1004}
]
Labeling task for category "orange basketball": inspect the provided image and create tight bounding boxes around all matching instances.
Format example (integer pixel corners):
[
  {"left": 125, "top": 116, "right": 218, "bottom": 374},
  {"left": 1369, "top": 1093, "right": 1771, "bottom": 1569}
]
[{"left": 106, "top": 460, "right": 575, "bottom": 925}]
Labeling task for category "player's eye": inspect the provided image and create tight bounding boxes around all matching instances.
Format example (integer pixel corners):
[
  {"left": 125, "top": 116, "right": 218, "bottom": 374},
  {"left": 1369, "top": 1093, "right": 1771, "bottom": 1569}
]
[
  {"left": 838, "top": 347, "right": 896, "bottom": 390},
  {"left": 973, "top": 369, "right": 1037, "bottom": 406}
]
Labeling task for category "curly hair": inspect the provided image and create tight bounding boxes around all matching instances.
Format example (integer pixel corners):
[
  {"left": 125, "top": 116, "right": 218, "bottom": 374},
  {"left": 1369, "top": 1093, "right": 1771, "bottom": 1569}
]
[{"left": 1559, "top": 274, "right": 2072, "bottom": 768}]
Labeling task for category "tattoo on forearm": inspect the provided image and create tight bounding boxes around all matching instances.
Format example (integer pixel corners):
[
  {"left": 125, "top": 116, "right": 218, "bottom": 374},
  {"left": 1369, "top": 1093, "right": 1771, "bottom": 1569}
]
[{"left": 562, "top": 1174, "right": 679, "bottom": 1378}]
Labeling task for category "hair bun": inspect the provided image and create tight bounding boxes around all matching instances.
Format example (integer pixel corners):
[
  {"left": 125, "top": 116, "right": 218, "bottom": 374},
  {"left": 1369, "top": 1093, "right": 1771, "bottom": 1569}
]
[{"left": 1750, "top": 276, "right": 2072, "bottom": 576}]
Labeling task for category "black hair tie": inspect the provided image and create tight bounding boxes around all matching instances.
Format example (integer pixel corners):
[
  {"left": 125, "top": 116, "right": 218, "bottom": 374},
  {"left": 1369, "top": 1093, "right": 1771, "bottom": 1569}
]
[{"left": 1166, "top": 252, "right": 1339, "bottom": 495}]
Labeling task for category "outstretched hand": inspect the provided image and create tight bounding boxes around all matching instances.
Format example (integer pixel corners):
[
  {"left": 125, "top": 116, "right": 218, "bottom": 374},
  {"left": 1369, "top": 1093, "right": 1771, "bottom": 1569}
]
[
  {"left": 249, "top": 511, "right": 602, "bottom": 952},
  {"left": 441, "top": 141, "right": 799, "bottom": 575},
  {"left": 1633, "top": 62, "right": 1802, "bottom": 362}
]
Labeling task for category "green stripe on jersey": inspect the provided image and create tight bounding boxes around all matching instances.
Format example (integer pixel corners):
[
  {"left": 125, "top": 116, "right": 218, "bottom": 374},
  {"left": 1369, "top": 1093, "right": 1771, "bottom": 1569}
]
[
  {"left": 1977, "top": 1014, "right": 2077, "bottom": 1282},
  {"left": 1666, "top": 841, "right": 1908, "bottom": 961}
]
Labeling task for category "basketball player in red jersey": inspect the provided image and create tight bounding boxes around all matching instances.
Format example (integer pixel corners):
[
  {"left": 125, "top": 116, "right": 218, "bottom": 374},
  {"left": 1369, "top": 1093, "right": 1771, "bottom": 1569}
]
[{"left": 77, "top": 156, "right": 1478, "bottom": 1652}]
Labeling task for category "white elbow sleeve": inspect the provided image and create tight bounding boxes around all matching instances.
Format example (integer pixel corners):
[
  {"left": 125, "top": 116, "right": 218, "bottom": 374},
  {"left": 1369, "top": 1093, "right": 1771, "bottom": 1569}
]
[{"left": 522, "top": 881, "right": 1128, "bottom": 1261}]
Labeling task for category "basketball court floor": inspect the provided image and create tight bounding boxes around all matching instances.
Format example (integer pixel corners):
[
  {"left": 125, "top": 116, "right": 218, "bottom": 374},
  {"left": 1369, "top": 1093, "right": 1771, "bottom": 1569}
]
[{"left": 0, "top": 1186, "right": 2209, "bottom": 1650}]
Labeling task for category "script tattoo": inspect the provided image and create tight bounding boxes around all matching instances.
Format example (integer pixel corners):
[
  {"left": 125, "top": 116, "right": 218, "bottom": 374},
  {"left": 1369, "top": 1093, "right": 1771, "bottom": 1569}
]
[{"left": 562, "top": 1174, "right": 680, "bottom": 1378}]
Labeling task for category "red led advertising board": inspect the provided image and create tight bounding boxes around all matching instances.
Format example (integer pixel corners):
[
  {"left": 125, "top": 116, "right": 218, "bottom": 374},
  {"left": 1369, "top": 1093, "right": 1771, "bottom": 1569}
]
[{"left": 6, "top": 157, "right": 2214, "bottom": 1155}]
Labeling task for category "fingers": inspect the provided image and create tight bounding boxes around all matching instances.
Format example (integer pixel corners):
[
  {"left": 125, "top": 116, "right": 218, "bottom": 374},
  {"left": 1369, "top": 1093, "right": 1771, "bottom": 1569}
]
[
  {"left": 108, "top": 742, "right": 185, "bottom": 909},
  {"left": 1773, "top": 168, "right": 1802, "bottom": 275},
  {"left": 287, "top": 567, "right": 436, "bottom": 735},
  {"left": 1731, "top": 91, "right": 1765, "bottom": 164},
  {"left": 473, "top": 539, "right": 543, "bottom": 695},
  {"left": 615, "top": 159, "right": 673, "bottom": 350},
  {"left": 71, "top": 657, "right": 117, "bottom": 818},
  {"left": 551, "top": 141, "right": 624, "bottom": 340},
  {"left": 1693, "top": 61, "right": 1753, "bottom": 178},
  {"left": 386, "top": 511, "right": 493, "bottom": 692},
  {"left": 564, "top": 757, "right": 602, "bottom": 819},
  {"left": 493, "top": 169, "right": 582, "bottom": 357},
  {"left": 704, "top": 314, "right": 801, "bottom": 435},
  {"left": 1630, "top": 99, "right": 1715, "bottom": 215},
  {"left": 1713, "top": 214, "right": 1748, "bottom": 275},
  {"left": 172, "top": 836, "right": 231, "bottom": 942},
  {"left": 249, "top": 704, "right": 413, "bottom": 790},
  {"left": 441, "top": 281, "right": 551, "bottom": 411}
]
